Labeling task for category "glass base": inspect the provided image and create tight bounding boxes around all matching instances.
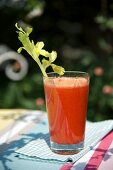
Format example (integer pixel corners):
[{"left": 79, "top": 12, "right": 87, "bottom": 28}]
[{"left": 51, "top": 141, "right": 84, "bottom": 155}]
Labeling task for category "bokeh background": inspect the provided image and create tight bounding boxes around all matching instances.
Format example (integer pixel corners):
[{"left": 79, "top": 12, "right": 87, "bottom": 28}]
[{"left": 0, "top": 0, "right": 113, "bottom": 121}]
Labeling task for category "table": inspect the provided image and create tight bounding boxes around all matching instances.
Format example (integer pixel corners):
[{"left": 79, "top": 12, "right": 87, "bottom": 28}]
[{"left": 0, "top": 109, "right": 113, "bottom": 170}]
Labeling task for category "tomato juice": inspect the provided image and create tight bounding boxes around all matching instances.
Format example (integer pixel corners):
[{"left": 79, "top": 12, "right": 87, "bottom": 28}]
[{"left": 44, "top": 76, "right": 89, "bottom": 147}]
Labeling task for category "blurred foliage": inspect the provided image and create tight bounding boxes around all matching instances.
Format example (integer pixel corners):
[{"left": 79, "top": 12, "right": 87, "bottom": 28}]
[
  {"left": 0, "top": 0, "right": 113, "bottom": 121},
  {"left": 0, "top": 72, "right": 45, "bottom": 111}
]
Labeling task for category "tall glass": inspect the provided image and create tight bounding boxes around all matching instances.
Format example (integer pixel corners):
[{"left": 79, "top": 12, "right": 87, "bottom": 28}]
[{"left": 43, "top": 71, "right": 89, "bottom": 154}]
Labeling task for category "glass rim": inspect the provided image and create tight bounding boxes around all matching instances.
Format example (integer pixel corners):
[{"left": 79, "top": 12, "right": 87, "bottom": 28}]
[{"left": 44, "top": 71, "right": 89, "bottom": 78}]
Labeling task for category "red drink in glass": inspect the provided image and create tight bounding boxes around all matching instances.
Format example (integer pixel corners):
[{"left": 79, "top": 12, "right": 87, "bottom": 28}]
[{"left": 43, "top": 71, "right": 89, "bottom": 154}]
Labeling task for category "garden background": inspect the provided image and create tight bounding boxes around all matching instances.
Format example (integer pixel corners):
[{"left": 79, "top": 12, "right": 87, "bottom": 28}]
[{"left": 0, "top": 0, "right": 113, "bottom": 121}]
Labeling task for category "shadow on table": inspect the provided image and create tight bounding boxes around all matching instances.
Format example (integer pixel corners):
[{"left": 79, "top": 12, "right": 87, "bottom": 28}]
[
  {"left": 0, "top": 112, "right": 113, "bottom": 170},
  {"left": 0, "top": 119, "right": 49, "bottom": 170}
]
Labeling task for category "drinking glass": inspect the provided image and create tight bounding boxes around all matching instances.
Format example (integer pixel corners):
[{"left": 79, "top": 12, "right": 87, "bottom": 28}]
[{"left": 43, "top": 71, "right": 89, "bottom": 154}]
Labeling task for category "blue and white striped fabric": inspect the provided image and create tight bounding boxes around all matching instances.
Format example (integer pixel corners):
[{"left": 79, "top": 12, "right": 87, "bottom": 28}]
[{"left": 16, "top": 120, "right": 113, "bottom": 163}]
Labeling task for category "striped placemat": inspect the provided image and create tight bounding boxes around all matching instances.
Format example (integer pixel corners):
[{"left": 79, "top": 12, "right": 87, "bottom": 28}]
[{"left": 16, "top": 119, "right": 113, "bottom": 164}]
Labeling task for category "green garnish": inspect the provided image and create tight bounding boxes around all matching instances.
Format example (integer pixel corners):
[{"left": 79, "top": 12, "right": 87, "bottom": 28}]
[{"left": 15, "top": 23, "right": 65, "bottom": 77}]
